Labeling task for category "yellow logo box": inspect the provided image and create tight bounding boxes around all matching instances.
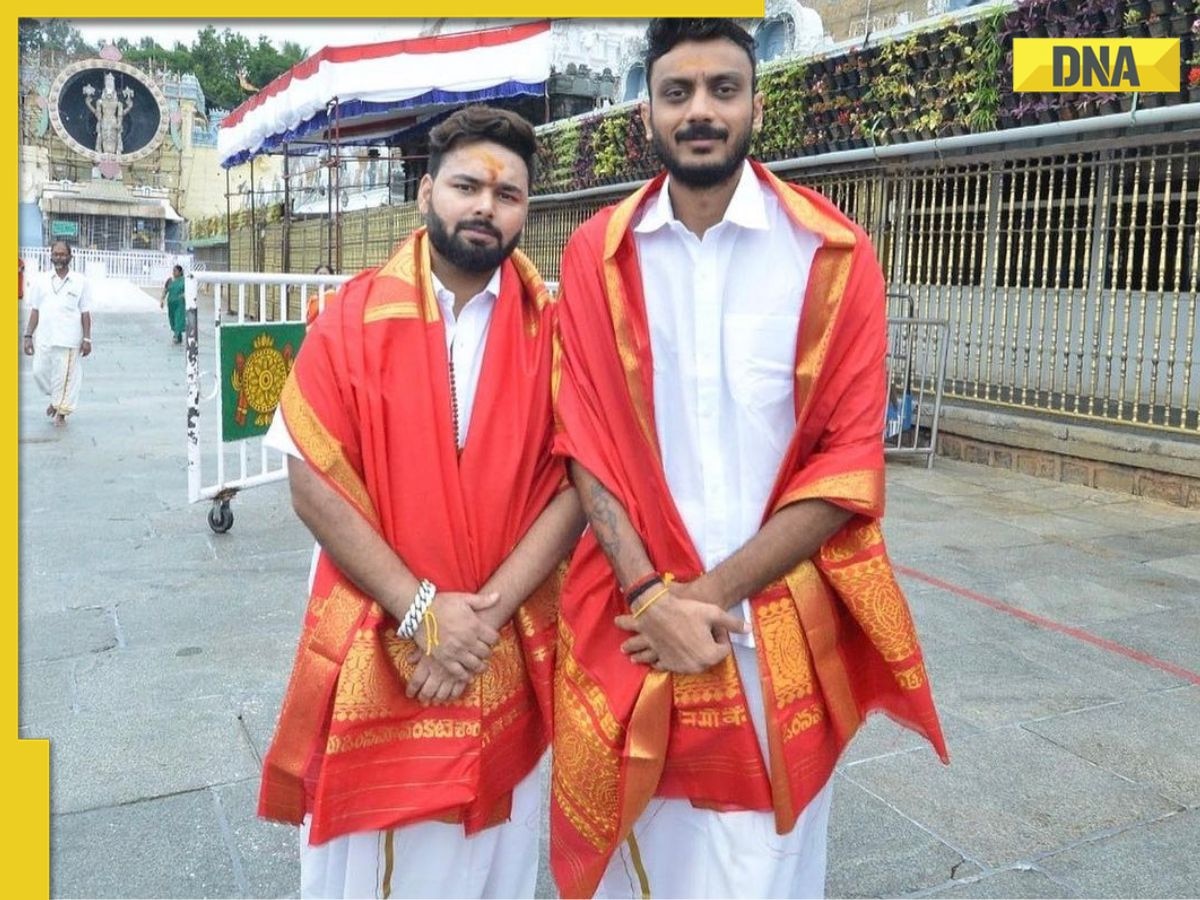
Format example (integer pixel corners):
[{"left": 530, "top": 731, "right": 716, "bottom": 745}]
[{"left": 1013, "top": 38, "right": 1180, "bottom": 92}]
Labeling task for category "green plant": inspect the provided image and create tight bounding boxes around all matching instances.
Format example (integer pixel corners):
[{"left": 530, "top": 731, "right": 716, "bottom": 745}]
[
  {"left": 911, "top": 108, "right": 946, "bottom": 134},
  {"left": 590, "top": 114, "right": 628, "bottom": 180},
  {"left": 753, "top": 63, "right": 810, "bottom": 160},
  {"left": 941, "top": 28, "right": 970, "bottom": 50},
  {"left": 1124, "top": 8, "right": 1144, "bottom": 25},
  {"left": 964, "top": 3, "right": 1008, "bottom": 132}
]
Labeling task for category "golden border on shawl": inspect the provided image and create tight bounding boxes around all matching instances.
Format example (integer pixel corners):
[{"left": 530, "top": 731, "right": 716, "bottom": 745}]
[
  {"left": 550, "top": 329, "right": 564, "bottom": 411},
  {"left": 616, "top": 670, "right": 671, "bottom": 858},
  {"left": 603, "top": 180, "right": 657, "bottom": 260},
  {"left": 760, "top": 169, "right": 859, "bottom": 427},
  {"left": 279, "top": 379, "right": 380, "bottom": 528},
  {"left": 418, "top": 230, "right": 441, "bottom": 322},
  {"left": 783, "top": 562, "right": 862, "bottom": 744},
  {"left": 760, "top": 165, "right": 857, "bottom": 248},
  {"left": 553, "top": 621, "right": 623, "bottom": 854},
  {"left": 823, "top": 555, "right": 920, "bottom": 665},
  {"left": 820, "top": 519, "right": 886, "bottom": 565},
  {"left": 376, "top": 233, "right": 419, "bottom": 285},
  {"left": 510, "top": 247, "right": 553, "bottom": 313},
  {"left": 602, "top": 260, "right": 659, "bottom": 456},
  {"left": 363, "top": 302, "right": 420, "bottom": 323},
  {"left": 752, "top": 598, "right": 800, "bottom": 833},
  {"left": 261, "top": 583, "right": 370, "bottom": 821},
  {"left": 774, "top": 470, "right": 883, "bottom": 517},
  {"left": 601, "top": 189, "right": 662, "bottom": 456},
  {"left": 791, "top": 248, "right": 854, "bottom": 425}
]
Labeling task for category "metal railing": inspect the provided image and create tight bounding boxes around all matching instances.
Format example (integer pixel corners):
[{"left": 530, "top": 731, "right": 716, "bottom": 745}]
[
  {"left": 885, "top": 293, "right": 950, "bottom": 467},
  {"left": 185, "top": 271, "right": 352, "bottom": 531},
  {"left": 20, "top": 247, "right": 194, "bottom": 287},
  {"left": 779, "top": 139, "right": 1200, "bottom": 437}
]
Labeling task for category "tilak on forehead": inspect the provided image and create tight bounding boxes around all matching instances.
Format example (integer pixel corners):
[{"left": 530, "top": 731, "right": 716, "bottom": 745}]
[{"left": 460, "top": 145, "right": 509, "bottom": 183}]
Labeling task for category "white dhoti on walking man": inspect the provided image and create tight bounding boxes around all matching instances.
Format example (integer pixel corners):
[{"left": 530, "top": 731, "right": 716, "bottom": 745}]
[
  {"left": 24, "top": 241, "right": 92, "bottom": 424},
  {"left": 32, "top": 340, "right": 85, "bottom": 417}
]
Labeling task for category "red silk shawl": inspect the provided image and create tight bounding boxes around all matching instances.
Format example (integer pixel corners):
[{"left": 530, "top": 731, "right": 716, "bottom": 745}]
[{"left": 258, "top": 230, "right": 562, "bottom": 843}]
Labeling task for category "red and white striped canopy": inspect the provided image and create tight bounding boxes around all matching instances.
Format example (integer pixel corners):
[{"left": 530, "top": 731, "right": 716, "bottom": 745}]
[{"left": 218, "top": 21, "right": 551, "bottom": 167}]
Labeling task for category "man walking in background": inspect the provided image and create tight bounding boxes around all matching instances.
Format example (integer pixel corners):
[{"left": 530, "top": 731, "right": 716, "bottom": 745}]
[{"left": 23, "top": 239, "right": 92, "bottom": 425}]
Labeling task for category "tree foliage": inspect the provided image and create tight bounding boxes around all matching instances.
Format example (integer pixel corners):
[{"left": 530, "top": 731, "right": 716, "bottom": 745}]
[
  {"left": 18, "top": 20, "right": 308, "bottom": 112},
  {"left": 19, "top": 18, "right": 96, "bottom": 60}
]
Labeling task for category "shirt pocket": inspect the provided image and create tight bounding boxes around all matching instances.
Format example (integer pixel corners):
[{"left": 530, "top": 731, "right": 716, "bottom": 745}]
[{"left": 724, "top": 313, "right": 800, "bottom": 408}]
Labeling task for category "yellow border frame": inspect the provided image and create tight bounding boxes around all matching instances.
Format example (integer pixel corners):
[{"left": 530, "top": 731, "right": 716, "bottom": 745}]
[{"left": 11, "top": 9, "right": 766, "bottom": 896}]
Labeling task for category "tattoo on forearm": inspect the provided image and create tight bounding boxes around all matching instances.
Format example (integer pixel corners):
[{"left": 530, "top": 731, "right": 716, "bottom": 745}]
[{"left": 587, "top": 480, "right": 624, "bottom": 565}]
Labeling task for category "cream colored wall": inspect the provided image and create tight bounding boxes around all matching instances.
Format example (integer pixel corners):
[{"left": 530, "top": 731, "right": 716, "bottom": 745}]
[
  {"left": 177, "top": 146, "right": 285, "bottom": 221},
  {"left": 20, "top": 146, "right": 52, "bottom": 204}
]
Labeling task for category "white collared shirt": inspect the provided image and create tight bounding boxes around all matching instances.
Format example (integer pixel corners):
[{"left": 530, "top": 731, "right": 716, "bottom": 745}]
[
  {"left": 633, "top": 161, "right": 822, "bottom": 645},
  {"left": 29, "top": 269, "right": 90, "bottom": 348},
  {"left": 267, "top": 266, "right": 501, "bottom": 458},
  {"left": 435, "top": 268, "right": 500, "bottom": 449}
]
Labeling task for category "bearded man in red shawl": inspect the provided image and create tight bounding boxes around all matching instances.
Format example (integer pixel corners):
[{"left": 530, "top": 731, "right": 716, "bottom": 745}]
[
  {"left": 258, "top": 106, "right": 584, "bottom": 898},
  {"left": 550, "top": 19, "right": 948, "bottom": 899}
]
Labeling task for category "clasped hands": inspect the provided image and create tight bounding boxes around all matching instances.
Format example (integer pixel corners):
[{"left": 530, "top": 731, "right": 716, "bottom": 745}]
[
  {"left": 405, "top": 591, "right": 500, "bottom": 706},
  {"left": 616, "top": 576, "right": 749, "bottom": 674}
]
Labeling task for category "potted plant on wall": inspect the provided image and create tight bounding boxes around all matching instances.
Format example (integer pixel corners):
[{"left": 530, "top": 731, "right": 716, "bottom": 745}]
[
  {"left": 939, "top": 28, "right": 971, "bottom": 65},
  {"left": 1124, "top": 7, "right": 1147, "bottom": 37},
  {"left": 1188, "top": 65, "right": 1200, "bottom": 102}
]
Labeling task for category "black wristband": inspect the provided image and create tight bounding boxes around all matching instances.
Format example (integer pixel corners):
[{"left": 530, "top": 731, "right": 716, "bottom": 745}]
[{"left": 625, "top": 576, "right": 662, "bottom": 606}]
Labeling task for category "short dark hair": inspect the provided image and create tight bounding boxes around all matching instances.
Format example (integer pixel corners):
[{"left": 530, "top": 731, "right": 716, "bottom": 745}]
[
  {"left": 644, "top": 19, "right": 757, "bottom": 90},
  {"left": 427, "top": 105, "right": 537, "bottom": 185}
]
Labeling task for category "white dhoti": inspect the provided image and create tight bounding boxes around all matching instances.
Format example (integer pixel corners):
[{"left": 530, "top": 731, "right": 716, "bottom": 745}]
[
  {"left": 33, "top": 343, "right": 83, "bottom": 416},
  {"left": 299, "top": 762, "right": 543, "bottom": 899},
  {"left": 596, "top": 645, "right": 834, "bottom": 900}
]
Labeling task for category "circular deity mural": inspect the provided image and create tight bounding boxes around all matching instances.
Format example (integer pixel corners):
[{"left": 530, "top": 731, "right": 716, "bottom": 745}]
[{"left": 48, "top": 59, "right": 168, "bottom": 163}]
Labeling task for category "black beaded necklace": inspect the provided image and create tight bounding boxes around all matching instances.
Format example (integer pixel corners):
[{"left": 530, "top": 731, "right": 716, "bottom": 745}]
[{"left": 449, "top": 348, "right": 461, "bottom": 456}]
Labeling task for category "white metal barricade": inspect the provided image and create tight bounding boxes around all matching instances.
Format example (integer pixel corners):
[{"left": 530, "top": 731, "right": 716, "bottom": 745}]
[
  {"left": 20, "top": 246, "right": 192, "bottom": 286},
  {"left": 186, "top": 271, "right": 351, "bottom": 532},
  {"left": 884, "top": 292, "right": 950, "bottom": 467}
]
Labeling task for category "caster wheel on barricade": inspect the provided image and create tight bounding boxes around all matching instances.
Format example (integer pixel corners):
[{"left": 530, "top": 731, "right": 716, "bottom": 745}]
[{"left": 208, "top": 500, "right": 234, "bottom": 534}]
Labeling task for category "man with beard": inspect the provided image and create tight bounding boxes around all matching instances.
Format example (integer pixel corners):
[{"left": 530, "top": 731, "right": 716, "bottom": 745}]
[
  {"left": 550, "top": 19, "right": 947, "bottom": 898},
  {"left": 260, "top": 105, "right": 584, "bottom": 898}
]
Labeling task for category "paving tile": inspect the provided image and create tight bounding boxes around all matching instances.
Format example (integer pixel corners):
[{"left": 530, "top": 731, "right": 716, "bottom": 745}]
[
  {"left": 1024, "top": 686, "right": 1200, "bottom": 809},
  {"left": 827, "top": 773, "right": 981, "bottom": 898},
  {"left": 1037, "top": 809, "right": 1200, "bottom": 898},
  {"left": 52, "top": 789, "right": 241, "bottom": 898},
  {"left": 845, "top": 727, "right": 1180, "bottom": 869}
]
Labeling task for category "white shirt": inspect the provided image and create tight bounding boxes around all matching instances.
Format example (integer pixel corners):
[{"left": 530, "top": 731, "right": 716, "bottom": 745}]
[
  {"left": 29, "top": 269, "right": 90, "bottom": 348},
  {"left": 633, "top": 161, "right": 822, "bottom": 645},
  {"left": 265, "top": 266, "right": 502, "bottom": 589}
]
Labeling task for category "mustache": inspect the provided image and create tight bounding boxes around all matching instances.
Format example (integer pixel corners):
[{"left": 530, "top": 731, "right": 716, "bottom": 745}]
[
  {"left": 455, "top": 219, "right": 502, "bottom": 240},
  {"left": 675, "top": 123, "right": 729, "bottom": 142}
]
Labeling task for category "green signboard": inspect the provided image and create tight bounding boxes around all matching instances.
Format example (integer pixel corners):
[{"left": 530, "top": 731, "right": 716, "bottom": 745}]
[
  {"left": 51, "top": 220, "right": 78, "bottom": 237},
  {"left": 220, "top": 322, "right": 306, "bottom": 442}
]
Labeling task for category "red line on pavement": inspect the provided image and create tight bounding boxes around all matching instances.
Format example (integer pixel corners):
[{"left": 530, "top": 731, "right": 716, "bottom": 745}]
[{"left": 894, "top": 564, "right": 1200, "bottom": 687}]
